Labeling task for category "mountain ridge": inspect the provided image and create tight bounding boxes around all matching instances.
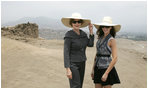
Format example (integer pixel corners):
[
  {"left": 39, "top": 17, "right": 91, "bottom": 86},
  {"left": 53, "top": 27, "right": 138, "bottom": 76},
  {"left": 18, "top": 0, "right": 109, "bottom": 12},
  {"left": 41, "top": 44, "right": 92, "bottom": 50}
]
[{"left": 2, "top": 16, "right": 68, "bottom": 30}]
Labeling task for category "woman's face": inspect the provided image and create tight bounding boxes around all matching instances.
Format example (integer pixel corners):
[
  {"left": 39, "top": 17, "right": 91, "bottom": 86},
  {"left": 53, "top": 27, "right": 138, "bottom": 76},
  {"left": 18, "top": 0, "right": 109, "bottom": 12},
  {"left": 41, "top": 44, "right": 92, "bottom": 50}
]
[
  {"left": 72, "top": 19, "right": 82, "bottom": 30},
  {"left": 102, "top": 26, "right": 112, "bottom": 34}
]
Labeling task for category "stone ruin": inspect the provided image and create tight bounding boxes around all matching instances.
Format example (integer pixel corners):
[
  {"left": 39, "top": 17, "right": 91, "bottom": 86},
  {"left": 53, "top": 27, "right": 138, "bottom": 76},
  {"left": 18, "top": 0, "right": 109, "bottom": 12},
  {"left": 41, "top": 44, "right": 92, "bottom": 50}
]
[{"left": 1, "top": 22, "right": 39, "bottom": 39}]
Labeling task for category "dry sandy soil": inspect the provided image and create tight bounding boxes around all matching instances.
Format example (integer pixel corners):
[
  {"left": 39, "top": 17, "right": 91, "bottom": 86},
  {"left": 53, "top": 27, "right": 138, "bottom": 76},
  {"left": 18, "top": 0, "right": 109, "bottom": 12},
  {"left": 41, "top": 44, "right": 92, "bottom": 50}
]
[{"left": 1, "top": 36, "right": 147, "bottom": 88}]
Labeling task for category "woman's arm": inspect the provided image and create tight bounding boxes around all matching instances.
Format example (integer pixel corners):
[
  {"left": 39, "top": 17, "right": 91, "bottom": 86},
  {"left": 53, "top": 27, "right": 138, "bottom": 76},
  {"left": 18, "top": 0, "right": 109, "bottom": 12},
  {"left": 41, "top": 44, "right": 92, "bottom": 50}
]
[
  {"left": 64, "top": 38, "right": 71, "bottom": 68},
  {"left": 87, "top": 23, "right": 94, "bottom": 47},
  {"left": 89, "top": 23, "right": 93, "bottom": 35},
  {"left": 91, "top": 54, "right": 97, "bottom": 79},
  {"left": 64, "top": 37, "right": 72, "bottom": 79},
  {"left": 101, "top": 39, "right": 118, "bottom": 82}
]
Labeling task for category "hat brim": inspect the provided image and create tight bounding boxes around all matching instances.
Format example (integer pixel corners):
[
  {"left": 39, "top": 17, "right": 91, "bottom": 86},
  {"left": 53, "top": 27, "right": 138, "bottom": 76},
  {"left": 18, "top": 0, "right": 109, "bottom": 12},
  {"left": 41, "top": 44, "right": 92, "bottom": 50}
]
[
  {"left": 61, "top": 17, "right": 91, "bottom": 28},
  {"left": 93, "top": 23, "right": 121, "bottom": 32}
]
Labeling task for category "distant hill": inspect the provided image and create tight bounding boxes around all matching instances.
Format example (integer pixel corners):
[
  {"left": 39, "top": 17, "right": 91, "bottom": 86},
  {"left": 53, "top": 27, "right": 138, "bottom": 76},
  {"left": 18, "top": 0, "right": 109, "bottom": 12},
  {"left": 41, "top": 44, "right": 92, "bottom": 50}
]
[
  {"left": 1, "top": 16, "right": 68, "bottom": 30},
  {"left": 117, "top": 31, "right": 147, "bottom": 41},
  {"left": 2, "top": 17, "right": 147, "bottom": 41}
]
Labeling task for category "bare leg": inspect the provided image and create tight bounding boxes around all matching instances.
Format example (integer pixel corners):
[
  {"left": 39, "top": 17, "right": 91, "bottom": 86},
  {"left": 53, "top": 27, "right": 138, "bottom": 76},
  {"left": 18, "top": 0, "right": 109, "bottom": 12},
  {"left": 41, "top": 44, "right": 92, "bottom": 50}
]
[
  {"left": 95, "top": 83, "right": 103, "bottom": 88},
  {"left": 103, "top": 85, "right": 112, "bottom": 88}
]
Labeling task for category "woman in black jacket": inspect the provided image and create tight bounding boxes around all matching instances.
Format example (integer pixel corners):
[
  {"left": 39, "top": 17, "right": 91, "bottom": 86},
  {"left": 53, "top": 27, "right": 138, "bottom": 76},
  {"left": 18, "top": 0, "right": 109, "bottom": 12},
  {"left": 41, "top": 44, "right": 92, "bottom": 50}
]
[{"left": 61, "top": 13, "right": 94, "bottom": 88}]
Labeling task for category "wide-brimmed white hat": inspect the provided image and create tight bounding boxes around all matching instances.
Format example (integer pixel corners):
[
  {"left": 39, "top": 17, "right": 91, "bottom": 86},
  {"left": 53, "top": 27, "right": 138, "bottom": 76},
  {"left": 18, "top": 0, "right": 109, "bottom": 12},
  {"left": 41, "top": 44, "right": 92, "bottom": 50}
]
[
  {"left": 61, "top": 13, "right": 91, "bottom": 28},
  {"left": 93, "top": 16, "right": 121, "bottom": 32}
]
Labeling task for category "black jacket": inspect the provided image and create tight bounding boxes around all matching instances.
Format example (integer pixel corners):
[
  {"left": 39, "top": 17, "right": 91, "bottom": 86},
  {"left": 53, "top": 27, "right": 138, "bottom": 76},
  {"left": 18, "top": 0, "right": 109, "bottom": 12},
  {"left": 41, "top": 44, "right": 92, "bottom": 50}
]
[{"left": 64, "top": 29, "right": 94, "bottom": 68}]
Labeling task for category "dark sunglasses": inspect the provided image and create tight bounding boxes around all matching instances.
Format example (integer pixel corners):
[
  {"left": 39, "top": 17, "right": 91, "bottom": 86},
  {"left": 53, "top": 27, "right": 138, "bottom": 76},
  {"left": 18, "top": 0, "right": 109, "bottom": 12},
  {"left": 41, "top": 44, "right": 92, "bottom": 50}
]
[
  {"left": 101, "top": 26, "right": 111, "bottom": 28},
  {"left": 72, "top": 20, "right": 82, "bottom": 24}
]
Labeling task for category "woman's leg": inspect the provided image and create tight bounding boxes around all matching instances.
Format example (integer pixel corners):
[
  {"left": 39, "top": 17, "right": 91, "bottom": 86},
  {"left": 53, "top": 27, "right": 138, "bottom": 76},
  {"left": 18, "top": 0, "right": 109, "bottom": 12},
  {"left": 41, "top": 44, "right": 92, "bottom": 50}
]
[
  {"left": 69, "top": 63, "right": 81, "bottom": 88},
  {"left": 95, "top": 83, "right": 103, "bottom": 88},
  {"left": 79, "top": 61, "right": 86, "bottom": 88},
  {"left": 103, "top": 85, "right": 112, "bottom": 88}
]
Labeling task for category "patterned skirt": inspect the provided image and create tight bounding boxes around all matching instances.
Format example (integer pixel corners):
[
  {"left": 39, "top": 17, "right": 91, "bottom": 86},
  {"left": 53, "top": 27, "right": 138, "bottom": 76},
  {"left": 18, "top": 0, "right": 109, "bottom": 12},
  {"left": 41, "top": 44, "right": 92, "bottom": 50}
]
[{"left": 93, "top": 66, "right": 120, "bottom": 86}]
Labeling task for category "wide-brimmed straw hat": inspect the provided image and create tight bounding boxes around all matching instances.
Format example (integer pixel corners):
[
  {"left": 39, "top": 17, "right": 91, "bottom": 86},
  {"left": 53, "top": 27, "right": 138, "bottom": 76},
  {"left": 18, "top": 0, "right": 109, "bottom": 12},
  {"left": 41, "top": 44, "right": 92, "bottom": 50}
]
[
  {"left": 93, "top": 16, "right": 121, "bottom": 32},
  {"left": 61, "top": 13, "right": 91, "bottom": 28}
]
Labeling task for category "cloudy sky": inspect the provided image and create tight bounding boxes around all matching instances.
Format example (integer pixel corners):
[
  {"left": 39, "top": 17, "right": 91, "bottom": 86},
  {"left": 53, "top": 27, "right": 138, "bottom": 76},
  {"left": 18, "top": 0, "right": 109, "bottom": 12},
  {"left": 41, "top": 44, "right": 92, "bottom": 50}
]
[{"left": 1, "top": 1, "right": 147, "bottom": 32}]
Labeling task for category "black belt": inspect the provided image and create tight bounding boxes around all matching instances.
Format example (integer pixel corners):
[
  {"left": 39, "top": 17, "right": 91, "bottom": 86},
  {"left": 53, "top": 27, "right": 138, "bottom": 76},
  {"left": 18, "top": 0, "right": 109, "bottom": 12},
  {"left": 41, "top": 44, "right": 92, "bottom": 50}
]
[{"left": 96, "top": 54, "right": 110, "bottom": 57}]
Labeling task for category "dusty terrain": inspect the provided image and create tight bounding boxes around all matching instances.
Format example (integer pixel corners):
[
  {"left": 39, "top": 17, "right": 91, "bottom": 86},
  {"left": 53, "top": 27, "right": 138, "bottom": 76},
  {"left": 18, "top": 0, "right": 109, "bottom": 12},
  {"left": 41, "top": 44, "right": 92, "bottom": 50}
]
[{"left": 1, "top": 37, "right": 147, "bottom": 88}]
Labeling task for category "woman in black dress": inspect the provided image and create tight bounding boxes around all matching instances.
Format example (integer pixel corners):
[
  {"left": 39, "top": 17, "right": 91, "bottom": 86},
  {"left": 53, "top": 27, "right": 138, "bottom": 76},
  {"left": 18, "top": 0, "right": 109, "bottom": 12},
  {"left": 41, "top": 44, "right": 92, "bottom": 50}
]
[
  {"left": 61, "top": 13, "right": 94, "bottom": 88},
  {"left": 91, "top": 16, "right": 121, "bottom": 88}
]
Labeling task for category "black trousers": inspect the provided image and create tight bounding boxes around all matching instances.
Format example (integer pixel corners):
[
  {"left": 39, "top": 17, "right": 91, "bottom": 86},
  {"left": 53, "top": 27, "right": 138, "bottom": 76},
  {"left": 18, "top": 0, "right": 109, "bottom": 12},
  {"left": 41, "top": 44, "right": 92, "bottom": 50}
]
[{"left": 69, "top": 61, "right": 86, "bottom": 88}]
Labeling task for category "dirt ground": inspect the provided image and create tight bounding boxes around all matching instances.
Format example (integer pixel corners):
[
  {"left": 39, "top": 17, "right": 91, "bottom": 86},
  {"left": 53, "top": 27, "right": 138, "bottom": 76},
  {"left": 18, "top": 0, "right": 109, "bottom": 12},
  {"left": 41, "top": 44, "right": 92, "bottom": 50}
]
[{"left": 1, "top": 37, "right": 147, "bottom": 88}]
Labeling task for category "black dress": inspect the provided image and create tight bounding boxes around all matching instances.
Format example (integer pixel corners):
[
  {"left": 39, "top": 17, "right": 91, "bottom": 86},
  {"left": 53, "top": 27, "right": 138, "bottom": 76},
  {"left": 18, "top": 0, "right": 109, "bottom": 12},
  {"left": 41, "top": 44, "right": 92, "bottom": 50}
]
[{"left": 94, "top": 66, "right": 120, "bottom": 86}]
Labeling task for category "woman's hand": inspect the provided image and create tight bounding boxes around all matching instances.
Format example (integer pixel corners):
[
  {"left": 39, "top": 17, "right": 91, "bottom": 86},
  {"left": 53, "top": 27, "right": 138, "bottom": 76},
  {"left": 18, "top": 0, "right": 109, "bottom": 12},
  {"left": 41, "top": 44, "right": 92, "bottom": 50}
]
[
  {"left": 91, "top": 70, "right": 94, "bottom": 80},
  {"left": 101, "top": 73, "right": 108, "bottom": 82},
  {"left": 88, "top": 23, "right": 93, "bottom": 35},
  {"left": 66, "top": 68, "right": 72, "bottom": 79}
]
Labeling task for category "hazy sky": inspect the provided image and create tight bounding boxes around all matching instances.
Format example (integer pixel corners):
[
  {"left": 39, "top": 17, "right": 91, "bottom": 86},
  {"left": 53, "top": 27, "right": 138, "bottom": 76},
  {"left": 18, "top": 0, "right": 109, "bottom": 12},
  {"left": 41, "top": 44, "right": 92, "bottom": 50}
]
[{"left": 1, "top": 1, "right": 147, "bottom": 32}]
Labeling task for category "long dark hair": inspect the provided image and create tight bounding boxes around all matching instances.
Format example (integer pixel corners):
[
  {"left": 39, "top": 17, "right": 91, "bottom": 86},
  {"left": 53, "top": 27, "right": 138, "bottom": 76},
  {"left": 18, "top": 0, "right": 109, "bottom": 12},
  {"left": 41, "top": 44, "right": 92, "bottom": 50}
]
[{"left": 96, "top": 26, "right": 116, "bottom": 38}]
